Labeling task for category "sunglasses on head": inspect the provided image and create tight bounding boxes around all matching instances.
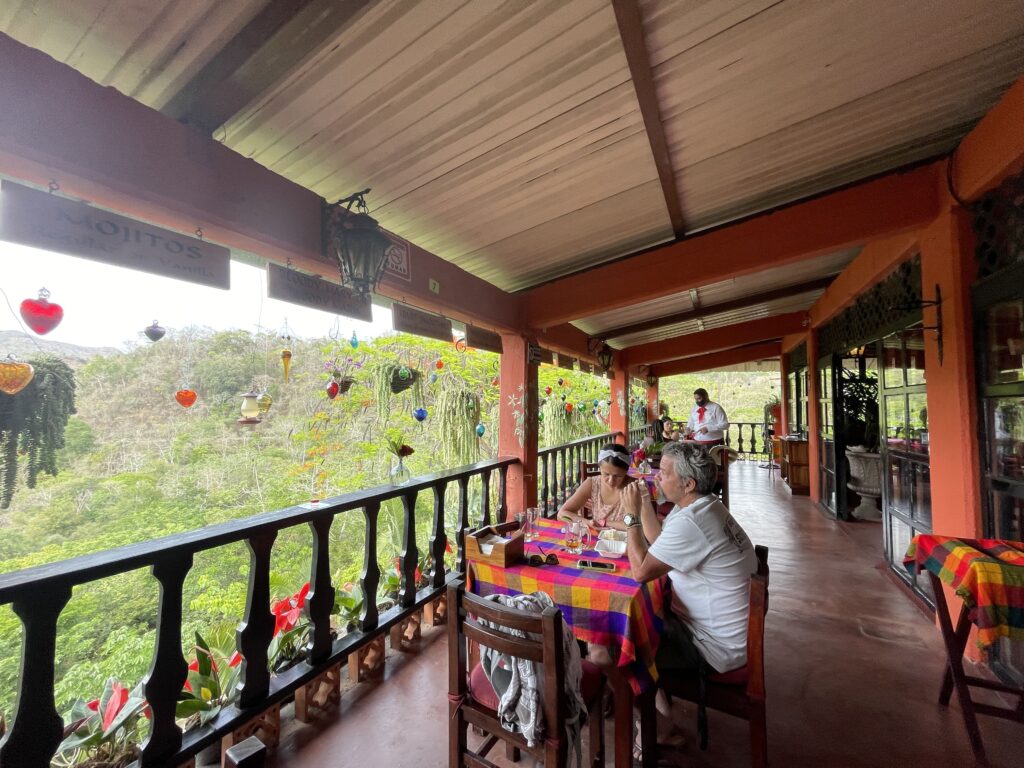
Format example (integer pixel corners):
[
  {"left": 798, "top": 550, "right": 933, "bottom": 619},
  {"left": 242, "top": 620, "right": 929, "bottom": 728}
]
[{"left": 528, "top": 552, "right": 559, "bottom": 566}]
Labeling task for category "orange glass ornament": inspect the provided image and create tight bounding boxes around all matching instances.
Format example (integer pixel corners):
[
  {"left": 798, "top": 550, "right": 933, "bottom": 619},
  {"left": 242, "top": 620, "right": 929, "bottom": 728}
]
[
  {"left": 0, "top": 361, "right": 34, "bottom": 395},
  {"left": 281, "top": 349, "right": 292, "bottom": 382},
  {"left": 175, "top": 389, "right": 198, "bottom": 408}
]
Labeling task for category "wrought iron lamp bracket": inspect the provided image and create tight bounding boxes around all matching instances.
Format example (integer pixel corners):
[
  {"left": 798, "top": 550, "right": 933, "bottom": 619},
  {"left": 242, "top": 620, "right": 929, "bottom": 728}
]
[{"left": 890, "top": 284, "right": 943, "bottom": 365}]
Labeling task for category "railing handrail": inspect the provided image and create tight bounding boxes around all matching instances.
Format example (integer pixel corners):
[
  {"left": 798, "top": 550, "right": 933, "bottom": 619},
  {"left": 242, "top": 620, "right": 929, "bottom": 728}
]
[
  {"left": 537, "top": 431, "right": 620, "bottom": 456},
  {"left": 0, "top": 456, "right": 518, "bottom": 604}
]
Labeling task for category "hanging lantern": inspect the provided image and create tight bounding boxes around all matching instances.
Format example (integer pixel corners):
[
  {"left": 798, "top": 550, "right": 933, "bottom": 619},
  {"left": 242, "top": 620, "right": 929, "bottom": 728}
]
[
  {"left": 326, "top": 380, "right": 340, "bottom": 399},
  {"left": 257, "top": 392, "right": 273, "bottom": 415},
  {"left": 237, "top": 390, "right": 262, "bottom": 424},
  {"left": 350, "top": 331, "right": 359, "bottom": 349},
  {"left": 281, "top": 349, "right": 292, "bottom": 382},
  {"left": 175, "top": 389, "right": 197, "bottom": 408},
  {"left": 413, "top": 407, "right": 428, "bottom": 422},
  {"left": 20, "top": 288, "right": 63, "bottom": 335},
  {"left": 544, "top": 386, "right": 552, "bottom": 395},
  {"left": 596, "top": 344, "right": 614, "bottom": 372},
  {"left": 0, "top": 360, "right": 34, "bottom": 395},
  {"left": 435, "top": 359, "right": 444, "bottom": 370},
  {"left": 475, "top": 423, "right": 486, "bottom": 437},
  {"left": 324, "top": 190, "right": 392, "bottom": 297},
  {"left": 144, "top": 320, "right": 166, "bottom": 342}
]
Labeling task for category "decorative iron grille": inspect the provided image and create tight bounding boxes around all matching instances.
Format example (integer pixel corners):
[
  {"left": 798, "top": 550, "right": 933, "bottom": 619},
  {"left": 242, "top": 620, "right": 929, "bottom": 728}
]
[
  {"left": 786, "top": 342, "right": 807, "bottom": 370},
  {"left": 818, "top": 256, "right": 923, "bottom": 355},
  {"left": 974, "top": 169, "right": 1024, "bottom": 279}
]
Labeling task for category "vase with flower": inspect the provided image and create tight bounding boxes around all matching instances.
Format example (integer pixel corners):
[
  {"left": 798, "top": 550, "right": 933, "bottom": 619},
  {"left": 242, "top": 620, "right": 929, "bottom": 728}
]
[{"left": 385, "top": 433, "right": 415, "bottom": 484}]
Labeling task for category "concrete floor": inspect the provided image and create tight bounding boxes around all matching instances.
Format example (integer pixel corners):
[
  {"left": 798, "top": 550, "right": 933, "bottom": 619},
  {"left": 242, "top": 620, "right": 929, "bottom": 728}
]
[{"left": 273, "top": 462, "right": 1022, "bottom": 767}]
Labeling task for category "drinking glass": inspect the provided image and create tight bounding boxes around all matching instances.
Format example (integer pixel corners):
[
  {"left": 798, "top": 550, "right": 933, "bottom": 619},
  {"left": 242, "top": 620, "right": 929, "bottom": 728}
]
[
  {"left": 525, "top": 507, "right": 539, "bottom": 541},
  {"left": 564, "top": 520, "right": 591, "bottom": 555}
]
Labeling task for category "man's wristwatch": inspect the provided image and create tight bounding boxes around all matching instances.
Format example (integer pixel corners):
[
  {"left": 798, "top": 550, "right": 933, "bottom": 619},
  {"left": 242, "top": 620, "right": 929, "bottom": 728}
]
[{"left": 623, "top": 514, "right": 642, "bottom": 528}]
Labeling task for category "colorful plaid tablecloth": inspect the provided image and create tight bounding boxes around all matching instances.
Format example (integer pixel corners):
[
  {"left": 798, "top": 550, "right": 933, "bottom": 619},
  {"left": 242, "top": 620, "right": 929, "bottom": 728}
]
[
  {"left": 469, "top": 518, "right": 665, "bottom": 695},
  {"left": 904, "top": 534, "right": 1024, "bottom": 647}
]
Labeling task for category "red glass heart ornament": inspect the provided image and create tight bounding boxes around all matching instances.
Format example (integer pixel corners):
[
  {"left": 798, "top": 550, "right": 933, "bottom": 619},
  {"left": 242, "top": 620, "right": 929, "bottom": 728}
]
[
  {"left": 491, "top": 376, "right": 499, "bottom": 387},
  {"left": 435, "top": 359, "right": 444, "bottom": 370},
  {"left": 20, "top": 293, "right": 63, "bottom": 335},
  {"left": 175, "top": 389, "right": 197, "bottom": 408},
  {"left": 326, "top": 381, "right": 340, "bottom": 400},
  {"left": 0, "top": 361, "right": 34, "bottom": 395},
  {"left": 544, "top": 386, "right": 552, "bottom": 395}
]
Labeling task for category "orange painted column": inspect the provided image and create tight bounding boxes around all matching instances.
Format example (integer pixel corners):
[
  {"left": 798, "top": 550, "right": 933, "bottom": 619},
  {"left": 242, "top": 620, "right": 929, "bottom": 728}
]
[
  {"left": 608, "top": 356, "right": 630, "bottom": 445},
  {"left": 499, "top": 334, "right": 539, "bottom": 518},
  {"left": 805, "top": 331, "right": 822, "bottom": 502},
  {"left": 778, "top": 354, "right": 791, "bottom": 436},
  {"left": 919, "top": 204, "right": 982, "bottom": 537},
  {"left": 645, "top": 381, "right": 659, "bottom": 428}
]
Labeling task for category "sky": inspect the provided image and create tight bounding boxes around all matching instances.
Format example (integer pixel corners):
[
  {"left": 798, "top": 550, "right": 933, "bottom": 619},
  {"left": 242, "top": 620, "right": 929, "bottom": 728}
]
[{"left": 0, "top": 239, "right": 396, "bottom": 351}]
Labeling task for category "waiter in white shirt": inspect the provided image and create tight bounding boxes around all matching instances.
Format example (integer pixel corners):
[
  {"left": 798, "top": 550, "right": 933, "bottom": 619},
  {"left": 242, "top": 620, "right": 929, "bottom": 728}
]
[{"left": 685, "top": 388, "right": 728, "bottom": 447}]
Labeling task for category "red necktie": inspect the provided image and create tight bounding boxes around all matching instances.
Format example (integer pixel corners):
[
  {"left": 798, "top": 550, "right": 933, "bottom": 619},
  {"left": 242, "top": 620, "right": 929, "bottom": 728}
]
[{"left": 698, "top": 406, "right": 706, "bottom": 423}]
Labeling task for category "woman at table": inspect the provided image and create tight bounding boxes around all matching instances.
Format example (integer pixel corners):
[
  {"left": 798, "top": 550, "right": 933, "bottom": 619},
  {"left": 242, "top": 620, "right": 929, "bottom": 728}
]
[{"left": 557, "top": 443, "right": 652, "bottom": 530}]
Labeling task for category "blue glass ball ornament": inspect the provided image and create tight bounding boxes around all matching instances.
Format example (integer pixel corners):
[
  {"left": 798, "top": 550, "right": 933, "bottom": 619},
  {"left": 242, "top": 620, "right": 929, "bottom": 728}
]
[
  {"left": 593, "top": 399, "right": 599, "bottom": 406},
  {"left": 475, "top": 423, "right": 486, "bottom": 437},
  {"left": 350, "top": 332, "right": 359, "bottom": 349},
  {"left": 429, "top": 372, "right": 438, "bottom": 384},
  {"left": 413, "top": 407, "right": 428, "bottom": 422}
]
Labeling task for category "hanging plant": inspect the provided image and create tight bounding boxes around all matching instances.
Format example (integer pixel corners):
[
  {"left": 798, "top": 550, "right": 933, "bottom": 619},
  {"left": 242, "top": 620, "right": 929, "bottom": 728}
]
[
  {"left": 436, "top": 385, "right": 479, "bottom": 467},
  {"left": 367, "top": 360, "right": 424, "bottom": 425},
  {"left": 0, "top": 356, "right": 76, "bottom": 509}
]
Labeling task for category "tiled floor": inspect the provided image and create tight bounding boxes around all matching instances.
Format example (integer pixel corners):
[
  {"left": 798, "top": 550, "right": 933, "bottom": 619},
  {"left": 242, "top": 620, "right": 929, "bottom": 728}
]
[{"left": 273, "top": 462, "right": 1022, "bottom": 767}]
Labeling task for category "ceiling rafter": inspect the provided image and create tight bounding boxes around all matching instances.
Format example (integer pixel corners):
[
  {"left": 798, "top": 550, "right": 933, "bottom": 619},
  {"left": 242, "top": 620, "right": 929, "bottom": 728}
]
[
  {"left": 611, "top": 0, "right": 686, "bottom": 238},
  {"left": 162, "top": 0, "right": 372, "bottom": 132},
  {"left": 650, "top": 341, "right": 782, "bottom": 378},
  {"left": 597, "top": 275, "right": 835, "bottom": 341}
]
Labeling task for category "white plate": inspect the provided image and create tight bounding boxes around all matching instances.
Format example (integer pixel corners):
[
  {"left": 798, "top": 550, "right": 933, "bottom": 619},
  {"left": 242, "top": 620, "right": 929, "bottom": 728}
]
[{"left": 595, "top": 538, "right": 626, "bottom": 558}]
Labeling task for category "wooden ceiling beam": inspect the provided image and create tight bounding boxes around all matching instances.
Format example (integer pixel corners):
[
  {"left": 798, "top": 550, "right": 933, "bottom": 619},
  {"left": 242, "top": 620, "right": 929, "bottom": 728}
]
[
  {"left": 162, "top": 0, "right": 372, "bottom": 132},
  {"left": 611, "top": 0, "right": 686, "bottom": 238},
  {"left": 521, "top": 162, "right": 941, "bottom": 328},
  {"left": 597, "top": 275, "right": 835, "bottom": 341},
  {"left": 952, "top": 75, "right": 1024, "bottom": 201},
  {"left": 621, "top": 312, "right": 806, "bottom": 367},
  {"left": 650, "top": 341, "right": 781, "bottom": 378}
]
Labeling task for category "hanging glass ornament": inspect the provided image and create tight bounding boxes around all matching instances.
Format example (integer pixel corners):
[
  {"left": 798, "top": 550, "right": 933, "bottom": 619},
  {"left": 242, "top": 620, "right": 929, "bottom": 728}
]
[
  {"left": 238, "top": 390, "right": 261, "bottom": 424},
  {"left": 455, "top": 338, "right": 468, "bottom": 353},
  {"left": 593, "top": 399, "right": 600, "bottom": 406},
  {"left": 144, "top": 320, "right": 166, "bottom": 342},
  {"left": 175, "top": 389, "right": 198, "bottom": 408},
  {"left": 0, "top": 360, "right": 34, "bottom": 395},
  {"left": 592, "top": 408, "right": 597, "bottom": 416},
  {"left": 565, "top": 403, "right": 574, "bottom": 414},
  {"left": 435, "top": 359, "right": 444, "bottom": 370},
  {"left": 326, "top": 380, "right": 340, "bottom": 399},
  {"left": 491, "top": 376, "right": 499, "bottom": 387},
  {"left": 560, "top": 395, "right": 566, "bottom": 401},
  {"left": 398, "top": 365, "right": 411, "bottom": 381},
  {"left": 429, "top": 372, "right": 438, "bottom": 384},
  {"left": 281, "top": 349, "right": 292, "bottom": 382},
  {"left": 20, "top": 288, "right": 63, "bottom": 335},
  {"left": 475, "top": 423, "right": 486, "bottom": 437},
  {"left": 629, "top": 397, "right": 635, "bottom": 405},
  {"left": 350, "top": 331, "right": 359, "bottom": 349},
  {"left": 538, "top": 412, "right": 545, "bottom": 423},
  {"left": 257, "top": 392, "right": 273, "bottom": 415},
  {"left": 413, "top": 407, "right": 428, "bottom": 422},
  {"left": 544, "top": 386, "right": 552, "bottom": 395},
  {"left": 557, "top": 377, "right": 564, "bottom": 387},
  {"left": 577, "top": 402, "right": 585, "bottom": 410}
]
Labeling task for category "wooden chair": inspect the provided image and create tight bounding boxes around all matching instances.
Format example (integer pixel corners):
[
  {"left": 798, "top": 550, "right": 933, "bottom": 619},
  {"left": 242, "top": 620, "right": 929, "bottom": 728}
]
[
  {"left": 579, "top": 461, "right": 600, "bottom": 480},
  {"left": 447, "top": 580, "right": 606, "bottom": 768},
  {"left": 659, "top": 545, "right": 769, "bottom": 768}
]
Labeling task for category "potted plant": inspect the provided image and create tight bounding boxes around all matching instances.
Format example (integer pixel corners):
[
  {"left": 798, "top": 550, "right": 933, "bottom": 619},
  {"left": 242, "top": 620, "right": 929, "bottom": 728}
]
[
  {"left": 57, "top": 679, "right": 147, "bottom": 767},
  {"left": 840, "top": 369, "right": 882, "bottom": 521}
]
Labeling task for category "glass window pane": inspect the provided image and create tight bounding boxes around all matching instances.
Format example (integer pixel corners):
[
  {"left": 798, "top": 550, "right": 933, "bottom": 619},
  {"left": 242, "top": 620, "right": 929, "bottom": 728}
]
[
  {"left": 908, "top": 393, "right": 930, "bottom": 457},
  {"left": 911, "top": 462, "right": 932, "bottom": 528},
  {"left": 905, "top": 329, "right": 926, "bottom": 386},
  {"left": 988, "top": 397, "right": 1024, "bottom": 482},
  {"left": 821, "top": 401, "right": 833, "bottom": 437},
  {"left": 885, "top": 395, "right": 907, "bottom": 449},
  {"left": 888, "top": 515, "right": 913, "bottom": 569},
  {"left": 887, "top": 456, "right": 910, "bottom": 516},
  {"left": 882, "top": 336, "right": 903, "bottom": 387},
  {"left": 985, "top": 300, "right": 1024, "bottom": 385}
]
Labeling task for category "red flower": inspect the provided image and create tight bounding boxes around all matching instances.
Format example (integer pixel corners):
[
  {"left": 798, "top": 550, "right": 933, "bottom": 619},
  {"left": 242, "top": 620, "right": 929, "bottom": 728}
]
[
  {"left": 445, "top": 540, "right": 453, "bottom": 554},
  {"left": 102, "top": 683, "right": 129, "bottom": 731},
  {"left": 398, "top": 444, "right": 414, "bottom": 457},
  {"left": 272, "top": 582, "right": 311, "bottom": 636}
]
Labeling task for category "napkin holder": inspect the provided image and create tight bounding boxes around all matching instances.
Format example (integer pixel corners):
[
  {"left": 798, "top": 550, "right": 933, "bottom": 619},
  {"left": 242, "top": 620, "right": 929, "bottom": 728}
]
[{"left": 465, "top": 521, "right": 525, "bottom": 567}]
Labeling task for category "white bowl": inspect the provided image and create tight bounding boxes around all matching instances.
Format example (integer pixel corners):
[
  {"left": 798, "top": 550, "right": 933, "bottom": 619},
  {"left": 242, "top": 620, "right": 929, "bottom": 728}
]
[
  {"left": 598, "top": 529, "right": 627, "bottom": 542},
  {"left": 595, "top": 538, "right": 626, "bottom": 558}
]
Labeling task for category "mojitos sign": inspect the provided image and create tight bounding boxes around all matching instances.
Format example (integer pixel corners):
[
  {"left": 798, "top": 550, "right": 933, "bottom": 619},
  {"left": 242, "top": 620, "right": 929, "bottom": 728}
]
[{"left": 0, "top": 181, "right": 230, "bottom": 288}]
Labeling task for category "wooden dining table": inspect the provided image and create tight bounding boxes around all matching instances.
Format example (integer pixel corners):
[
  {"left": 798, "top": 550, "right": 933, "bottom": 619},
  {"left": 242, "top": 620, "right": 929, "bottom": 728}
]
[{"left": 468, "top": 517, "right": 666, "bottom": 768}]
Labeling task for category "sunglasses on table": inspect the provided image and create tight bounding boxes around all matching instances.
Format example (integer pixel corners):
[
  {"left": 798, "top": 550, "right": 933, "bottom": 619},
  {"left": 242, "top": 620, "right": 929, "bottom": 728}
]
[{"left": 527, "top": 552, "right": 559, "bottom": 566}]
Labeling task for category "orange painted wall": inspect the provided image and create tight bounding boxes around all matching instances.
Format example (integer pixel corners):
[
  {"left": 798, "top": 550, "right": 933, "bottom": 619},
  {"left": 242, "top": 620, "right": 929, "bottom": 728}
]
[
  {"left": 498, "top": 334, "right": 539, "bottom": 517},
  {"left": 918, "top": 204, "right": 982, "bottom": 537},
  {"left": 608, "top": 357, "right": 629, "bottom": 443}
]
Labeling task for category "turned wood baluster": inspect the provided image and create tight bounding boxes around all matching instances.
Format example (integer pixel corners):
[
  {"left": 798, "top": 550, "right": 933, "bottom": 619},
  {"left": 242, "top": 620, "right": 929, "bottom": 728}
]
[
  {"left": 559, "top": 449, "right": 568, "bottom": 503},
  {"left": 540, "top": 454, "right": 550, "bottom": 514},
  {"left": 237, "top": 532, "right": 277, "bottom": 709},
  {"left": 398, "top": 490, "right": 419, "bottom": 607},
  {"left": 496, "top": 464, "right": 509, "bottom": 523},
  {"left": 737, "top": 425, "right": 746, "bottom": 454},
  {"left": 306, "top": 513, "right": 334, "bottom": 665},
  {"left": 360, "top": 502, "right": 381, "bottom": 630},
  {"left": 429, "top": 483, "right": 449, "bottom": 588},
  {"left": 456, "top": 476, "right": 470, "bottom": 573},
  {"left": 480, "top": 469, "right": 492, "bottom": 527},
  {"left": 140, "top": 554, "right": 193, "bottom": 765},
  {"left": 0, "top": 585, "right": 71, "bottom": 768}
]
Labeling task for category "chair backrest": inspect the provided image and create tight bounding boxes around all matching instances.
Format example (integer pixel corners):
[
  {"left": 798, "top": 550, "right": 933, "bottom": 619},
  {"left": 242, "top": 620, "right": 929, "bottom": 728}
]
[
  {"left": 746, "top": 546, "right": 769, "bottom": 701},
  {"left": 580, "top": 461, "right": 600, "bottom": 480},
  {"left": 447, "top": 580, "right": 568, "bottom": 739}
]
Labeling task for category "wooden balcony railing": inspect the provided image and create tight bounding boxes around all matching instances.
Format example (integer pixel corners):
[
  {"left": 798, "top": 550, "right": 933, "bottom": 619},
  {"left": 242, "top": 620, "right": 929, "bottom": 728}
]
[
  {"left": 0, "top": 458, "right": 517, "bottom": 768},
  {"left": 726, "top": 422, "right": 770, "bottom": 456},
  {"left": 536, "top": 432, "right": 621, "bottom": 513},
  {"left": 627, "top": 424, "right": 647, "bottom": 446}
]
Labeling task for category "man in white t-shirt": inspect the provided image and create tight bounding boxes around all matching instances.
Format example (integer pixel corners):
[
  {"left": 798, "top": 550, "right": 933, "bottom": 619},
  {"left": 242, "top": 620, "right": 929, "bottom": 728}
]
[{"left": 620, "top": 441, "right": 756, "bottom": 747}]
